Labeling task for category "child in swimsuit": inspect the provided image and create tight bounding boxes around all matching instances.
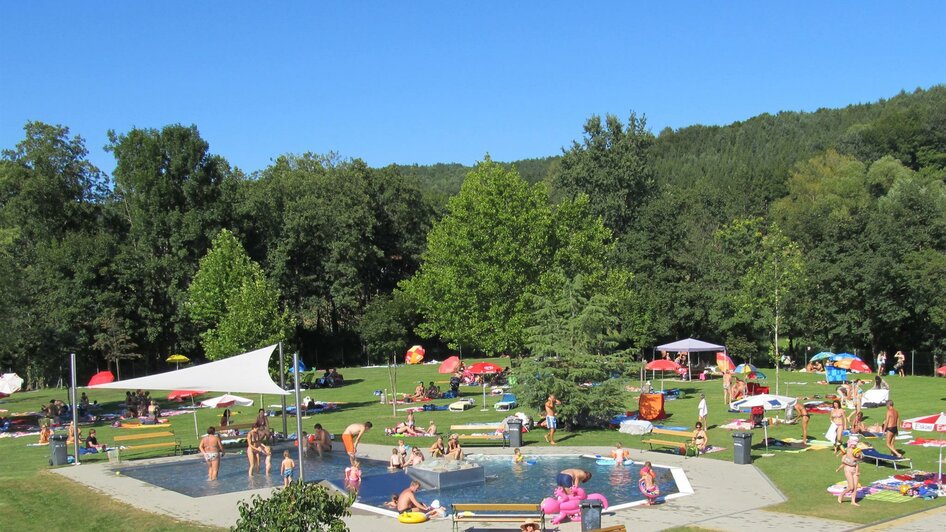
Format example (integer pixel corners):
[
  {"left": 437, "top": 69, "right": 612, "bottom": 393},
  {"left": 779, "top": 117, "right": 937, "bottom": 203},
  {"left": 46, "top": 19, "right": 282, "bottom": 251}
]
[
  {"left": 345, "top": 460, "right": 362, "bottom": 490},
  {"left": 514, "top": 447, "right": 524, "bottom": 463},
  {"left": 639, "top": 461, "right": 660, "bottom": 505},
  {"left": 280, "top": 450, "right": 295, "bottom": 487}
]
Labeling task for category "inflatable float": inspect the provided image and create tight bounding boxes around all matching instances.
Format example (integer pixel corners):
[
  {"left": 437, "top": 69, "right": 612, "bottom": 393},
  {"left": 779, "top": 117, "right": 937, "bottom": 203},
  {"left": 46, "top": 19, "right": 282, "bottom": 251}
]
[
  {"left": 541, "top": 486, "right": 609, "bottom": 525},
  {"left": 397, "top": 511, "right": 428, "bottom": 524}
]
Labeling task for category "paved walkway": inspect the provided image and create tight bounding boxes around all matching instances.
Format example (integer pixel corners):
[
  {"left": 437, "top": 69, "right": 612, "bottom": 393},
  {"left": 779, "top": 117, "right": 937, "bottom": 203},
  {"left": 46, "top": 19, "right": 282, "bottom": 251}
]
[{"left": 53, "top": 443, "right": 873, "bottom": 531}]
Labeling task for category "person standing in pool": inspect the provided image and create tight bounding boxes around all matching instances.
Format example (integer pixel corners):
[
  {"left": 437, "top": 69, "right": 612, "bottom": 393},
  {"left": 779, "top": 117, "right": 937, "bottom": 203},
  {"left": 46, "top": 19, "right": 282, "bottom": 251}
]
[
  {"left": 310, "top": 423, "right": 332, "bottom": 457},
  {"left": 280, "top": 450, "right": 295, "bottom": 487},
  {"left": 342, "top": 421, "right": 372, "bottom": 464},
  {"left": 883, "top": 401, "right": 903, "bottom": 458},
  {"left": 639, "top": 461, "right": 659, "bottom": 505},
  {"left": 246, "top": 424, "right": 264, "bottom": 475},
  {"left": 556, "top": 468, "right": 591, "bottom": 495},
  {"left": 544, "top": 394, "right": 561, "bottom": 445},
  {"left": 199, "top": 427, "right": 224, "bottom": 481}
]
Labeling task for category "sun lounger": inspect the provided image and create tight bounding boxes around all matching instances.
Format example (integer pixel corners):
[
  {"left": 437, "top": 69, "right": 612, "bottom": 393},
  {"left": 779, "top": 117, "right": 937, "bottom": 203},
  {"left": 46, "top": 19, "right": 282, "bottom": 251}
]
[
  {"left": 494, "top": 393, "right": 518, "bottom": 411},
  {"left": 449, "top": 399, "right": 475, "bottom": 412},
  {"left": 860, "top": 448, "right": 913, "bottom": 470}
]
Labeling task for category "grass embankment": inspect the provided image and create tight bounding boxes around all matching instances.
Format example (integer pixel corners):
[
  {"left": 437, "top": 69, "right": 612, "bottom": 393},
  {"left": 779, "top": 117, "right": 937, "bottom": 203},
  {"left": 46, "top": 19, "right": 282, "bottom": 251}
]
[{"left": 1, "top": 361, "right": 944, "bottom": 529}]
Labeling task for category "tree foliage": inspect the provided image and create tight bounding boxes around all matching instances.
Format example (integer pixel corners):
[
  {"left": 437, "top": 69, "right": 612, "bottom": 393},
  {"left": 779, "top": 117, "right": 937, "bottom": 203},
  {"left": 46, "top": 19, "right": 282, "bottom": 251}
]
[{"left": 234, "top": 481, "right": 353, "bottom": 532}]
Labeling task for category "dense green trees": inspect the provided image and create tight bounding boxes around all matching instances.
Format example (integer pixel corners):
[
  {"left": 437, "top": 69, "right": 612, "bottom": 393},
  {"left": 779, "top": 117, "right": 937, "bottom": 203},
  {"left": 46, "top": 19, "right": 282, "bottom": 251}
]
[{"left": 3, "top": 85, "right": 946, "bottom": 386}]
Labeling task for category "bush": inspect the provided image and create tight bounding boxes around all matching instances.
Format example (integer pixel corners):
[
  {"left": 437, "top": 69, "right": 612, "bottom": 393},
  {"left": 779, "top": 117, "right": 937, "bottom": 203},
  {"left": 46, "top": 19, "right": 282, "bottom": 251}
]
[{"left": 233, "top": 481, "right": 354, "bottom": 532}]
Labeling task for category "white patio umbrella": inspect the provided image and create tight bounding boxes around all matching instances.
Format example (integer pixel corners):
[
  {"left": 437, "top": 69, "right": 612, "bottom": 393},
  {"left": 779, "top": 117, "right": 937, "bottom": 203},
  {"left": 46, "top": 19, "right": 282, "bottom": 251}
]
[
  {"left": 200, "top": 393, "right": 254, "bottom": 408},
  {"left": 729, "top": 394, "right": 798, "bottom": 451}
]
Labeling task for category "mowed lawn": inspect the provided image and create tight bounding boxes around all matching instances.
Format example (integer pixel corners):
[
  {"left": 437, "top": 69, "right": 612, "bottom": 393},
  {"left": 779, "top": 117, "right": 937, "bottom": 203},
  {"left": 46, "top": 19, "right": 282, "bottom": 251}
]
[{"left": 1, "top": 360, "right": 944, "bottom": 529}]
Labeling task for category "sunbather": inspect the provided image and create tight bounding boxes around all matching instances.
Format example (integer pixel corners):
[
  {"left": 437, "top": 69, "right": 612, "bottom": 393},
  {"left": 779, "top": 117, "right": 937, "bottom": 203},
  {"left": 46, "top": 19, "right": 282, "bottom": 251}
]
[{"left": 692, "top": 422, "right": 708, "bottom": 453}]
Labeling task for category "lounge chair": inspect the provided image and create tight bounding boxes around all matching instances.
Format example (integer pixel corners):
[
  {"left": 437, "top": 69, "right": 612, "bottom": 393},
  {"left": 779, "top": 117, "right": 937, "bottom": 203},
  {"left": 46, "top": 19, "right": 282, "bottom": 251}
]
[
  {"left": 860, "top": 448, "right": 913, "bottom": 470},
  {"left": 494, "top": 393, "right": 518, "bottom": 411}
]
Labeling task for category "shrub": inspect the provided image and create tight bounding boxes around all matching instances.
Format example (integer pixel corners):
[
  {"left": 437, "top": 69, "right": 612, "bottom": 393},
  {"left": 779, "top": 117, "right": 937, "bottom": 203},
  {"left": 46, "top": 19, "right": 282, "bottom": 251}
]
[{"left": 233, "top": 481, "right": 354, "bottom": 532}]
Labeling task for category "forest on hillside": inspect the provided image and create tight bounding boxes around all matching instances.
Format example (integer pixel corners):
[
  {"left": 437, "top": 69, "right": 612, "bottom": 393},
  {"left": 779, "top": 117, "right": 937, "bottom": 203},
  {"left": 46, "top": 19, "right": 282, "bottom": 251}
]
[{"left": 2, "top": 86, "right": 945, "bottom": 386}]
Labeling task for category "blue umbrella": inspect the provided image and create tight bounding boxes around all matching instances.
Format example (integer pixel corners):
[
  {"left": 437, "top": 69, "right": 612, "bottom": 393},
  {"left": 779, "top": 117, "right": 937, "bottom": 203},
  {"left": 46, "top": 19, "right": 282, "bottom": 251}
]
[
  {"left": 809, "top": 351, "right": 835, "bottom": 362},
  {"left": 288, "top": 360, "right": 307, "bottom": 373}
]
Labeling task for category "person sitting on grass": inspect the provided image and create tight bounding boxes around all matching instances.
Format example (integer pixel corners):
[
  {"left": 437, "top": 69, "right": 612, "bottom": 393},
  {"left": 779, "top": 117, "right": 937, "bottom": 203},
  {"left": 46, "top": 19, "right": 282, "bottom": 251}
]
[
  {"left": 412, "top": 382, "right": 426, "bottom": 401},
  {"left": 85, "top": 429, "right": 107, "bottom": 452},
  {"left": 38, "top": 424, "right": 52, "bottom": 444},
  {"left": 425, "top": 381, "right": 441, "bottom": 399}
]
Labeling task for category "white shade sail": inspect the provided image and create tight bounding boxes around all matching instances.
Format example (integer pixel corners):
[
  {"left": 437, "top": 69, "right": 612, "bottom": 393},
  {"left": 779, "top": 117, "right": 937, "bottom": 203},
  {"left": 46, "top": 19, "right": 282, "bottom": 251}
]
[
  {"left": 87, "top": 344, "right": 289, "bottom": 395},
  {"left": 657, "top": 338, "right": 726, "bottom": 352}
]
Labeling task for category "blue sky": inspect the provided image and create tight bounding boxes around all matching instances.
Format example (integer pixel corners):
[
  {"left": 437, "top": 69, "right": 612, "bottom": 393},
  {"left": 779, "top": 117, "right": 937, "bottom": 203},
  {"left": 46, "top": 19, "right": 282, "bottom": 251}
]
[{"left": 2, "top": 1, "right": 945, "bottom": 175}]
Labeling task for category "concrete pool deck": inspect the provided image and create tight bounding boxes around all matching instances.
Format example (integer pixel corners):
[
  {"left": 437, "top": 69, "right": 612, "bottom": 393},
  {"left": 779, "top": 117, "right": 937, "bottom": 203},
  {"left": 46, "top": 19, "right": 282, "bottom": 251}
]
[{"left": 53, "top": 443, "right": 861, "bottom": 531}]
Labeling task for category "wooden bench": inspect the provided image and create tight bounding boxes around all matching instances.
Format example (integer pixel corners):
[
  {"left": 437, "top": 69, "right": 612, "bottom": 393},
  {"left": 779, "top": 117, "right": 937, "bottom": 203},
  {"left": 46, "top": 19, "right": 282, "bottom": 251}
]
[
  {"left": 451, "top": 503, "right": 544, "bottom": 532},
  {"left": 449, "top": 424, "right": 508, "bottom": 447},
  {"left": 113, "top": 430, "right": 180, "bottom": 456},
  {"left": 589, "top": 526, "right": 627, "bottom": 532},
  {"left": 641, "top": 428, "right": 696, "bottom": 456}
]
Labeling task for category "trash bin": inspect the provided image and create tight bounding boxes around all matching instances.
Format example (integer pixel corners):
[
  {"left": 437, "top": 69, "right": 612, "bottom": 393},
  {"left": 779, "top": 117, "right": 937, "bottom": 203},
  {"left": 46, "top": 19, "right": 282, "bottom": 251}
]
[
  {"left": 107, "top": 449, "right": 121, "bottom": 464},
  {"left": 506, "top": 419, "right": 523, "bottom": 448},
  {"left": 50, "top": 434, "right": 68, "bottom": 466},
  {"left": 579, "top": 499, "right": 603, "bottom": 531},
  {"left": 733, "top": 431, "right": 753, "bottom": 464}
]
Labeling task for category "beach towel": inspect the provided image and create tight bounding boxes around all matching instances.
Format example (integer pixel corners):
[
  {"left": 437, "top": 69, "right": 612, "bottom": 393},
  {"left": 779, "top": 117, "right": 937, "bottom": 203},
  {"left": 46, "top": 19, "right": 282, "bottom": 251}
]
[{"left": 825, "top": 422, "right": 839, "bottom": 443}]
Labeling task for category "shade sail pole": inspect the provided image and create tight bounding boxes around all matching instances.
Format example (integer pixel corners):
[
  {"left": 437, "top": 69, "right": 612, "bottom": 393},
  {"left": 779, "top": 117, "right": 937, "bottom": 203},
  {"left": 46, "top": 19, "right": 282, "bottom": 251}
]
[
  {"left": 293, "top": 351, "right": 304, "bottom": 483},
  {"left": 280, "top": 342, "right": 287, "bottom": 437},
  {"left": 70, "top": 353, "right": 80, "bottom": 465}
]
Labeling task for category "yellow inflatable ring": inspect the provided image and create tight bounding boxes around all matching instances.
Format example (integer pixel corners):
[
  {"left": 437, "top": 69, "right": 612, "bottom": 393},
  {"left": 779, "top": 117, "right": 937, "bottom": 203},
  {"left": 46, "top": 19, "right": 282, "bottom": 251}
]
[{"left": 397, "top": 512, "right": 428, "bottom": 524}]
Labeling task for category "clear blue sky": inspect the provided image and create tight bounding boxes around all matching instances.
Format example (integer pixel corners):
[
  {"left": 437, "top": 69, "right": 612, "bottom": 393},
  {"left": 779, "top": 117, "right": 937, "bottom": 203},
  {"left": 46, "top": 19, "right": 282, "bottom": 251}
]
[{"left": 2, "top": 1, "right": 945, "bottom": 175}]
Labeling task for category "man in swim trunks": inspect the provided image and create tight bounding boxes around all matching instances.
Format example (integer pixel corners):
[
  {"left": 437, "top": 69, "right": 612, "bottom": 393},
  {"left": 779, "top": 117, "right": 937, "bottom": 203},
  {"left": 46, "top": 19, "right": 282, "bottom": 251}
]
[
  {"left": 309, "top": 423, "right": 332, "bottom": 457},
  {"left": 794, "top": 399, "right": 810, "bottom": 443},
  {"left": 883, "top": 401, "right": 902, "bottom": 457},
  {"left": 396, "top": 481, "right": 429, "bottom": 513},
  {"left": 198, "top": 427, "right": 224, "bottom": 480},
  {"left": 544, "top": 394, "right": 561, "bottom": 445},
  {"left": 342, "top": 421, "right": 372, "bottom": 464},
  {"left": 556, "top": 468, "right": 591, "bottom": 495}
]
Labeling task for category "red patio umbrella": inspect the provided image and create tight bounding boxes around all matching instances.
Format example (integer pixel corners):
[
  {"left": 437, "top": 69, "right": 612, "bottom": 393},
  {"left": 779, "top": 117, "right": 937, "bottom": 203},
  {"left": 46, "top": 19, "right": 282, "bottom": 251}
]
[
  {"left": 438, "top": 356, "right": 461, "bottom": 374},
  {"left": 716, "top": 352, "right": 736, "bottom": 372},
  {"left": 645, "top": 359, "right": 681, "bottom": 372},
  {"left": 87, "top": 371, "right": 115, "bottom": 387},
  {"left": 167, "top": 390, "right": 205, "bottom": 401},
  {"left": 937, "top": 366, "right": 946, "bottom": 376},
  {"left": 467, "top": 362, "right": 504, "bottom": 374}
]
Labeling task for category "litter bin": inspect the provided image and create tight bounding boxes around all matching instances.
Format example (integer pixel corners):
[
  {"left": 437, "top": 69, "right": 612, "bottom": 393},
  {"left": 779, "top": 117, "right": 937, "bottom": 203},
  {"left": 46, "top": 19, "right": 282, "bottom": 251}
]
[
  {"left": 506, "top": 419, "right": 523, "bottom": 448},
  {"left": 579, "top": 499, "right": 603, "bottom": 531},
  {"left": 733, "top": 431, "right": 753, "bottom": 464},
  {"left": 50, "top": 434, "right": 68, "bottom": 466}
]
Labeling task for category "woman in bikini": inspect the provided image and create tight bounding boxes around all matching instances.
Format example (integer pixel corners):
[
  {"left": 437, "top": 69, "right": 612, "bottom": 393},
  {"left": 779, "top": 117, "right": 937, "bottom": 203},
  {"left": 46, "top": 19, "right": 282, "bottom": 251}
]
[
  {"left": 692, "top": 422, "right": 708, "bottom": 454},
  {"left": 828, "top": 400, "right": 846, "bottom": 453},
  {"left": 794, "top": 400, "right": 810, "bottom": 443},
  {"left": 835, "top": 438, "right": 861, "bottom": 506}
]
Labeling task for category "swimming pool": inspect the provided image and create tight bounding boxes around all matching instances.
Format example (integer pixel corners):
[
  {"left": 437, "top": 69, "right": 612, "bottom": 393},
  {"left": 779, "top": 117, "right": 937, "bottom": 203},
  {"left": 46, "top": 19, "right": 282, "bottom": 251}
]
[{"left": 116, "top": 450, "right": 690, "bottom": 514}]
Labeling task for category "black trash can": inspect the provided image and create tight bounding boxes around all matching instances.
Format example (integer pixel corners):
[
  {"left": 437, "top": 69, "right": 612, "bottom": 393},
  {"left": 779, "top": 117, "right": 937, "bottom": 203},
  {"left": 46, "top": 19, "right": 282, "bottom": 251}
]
[
  {"left": 579, "top": 499, "right": 603, "bottom": 531},
  {"left": 506, "top": 419, "right": 523, "bottom": 448},
  {"left": 50, "top": 434, "right": 68, "bottom": 466},
  {"left": 733, "top": 431, "right": 753, "bottom": 464}
]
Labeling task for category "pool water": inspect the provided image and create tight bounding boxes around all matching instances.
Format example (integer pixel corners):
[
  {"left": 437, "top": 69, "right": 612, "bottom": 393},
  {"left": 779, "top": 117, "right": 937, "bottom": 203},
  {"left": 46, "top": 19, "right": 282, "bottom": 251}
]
[
  {"left": 353, "top": 454, "right": 679, "bottom": 511},
  {"left": 117, "top": 450, "right": 389, "bottom": 498},
  {"left": 117, "top": 451, "right": 681, "bottom": 509}
]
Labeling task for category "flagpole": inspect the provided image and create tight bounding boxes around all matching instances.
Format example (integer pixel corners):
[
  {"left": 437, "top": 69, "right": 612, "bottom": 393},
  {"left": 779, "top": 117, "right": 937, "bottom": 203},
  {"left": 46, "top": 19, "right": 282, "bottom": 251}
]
[{"left": 279, "top": 342, "right": 287, "bottom": 437}]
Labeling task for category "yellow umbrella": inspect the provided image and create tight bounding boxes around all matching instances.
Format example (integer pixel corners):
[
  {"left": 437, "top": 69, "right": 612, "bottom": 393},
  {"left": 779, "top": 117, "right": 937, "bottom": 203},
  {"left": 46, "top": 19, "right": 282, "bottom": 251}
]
[{"left": 166, "top": 354, "right": 190, "bottom": 369}]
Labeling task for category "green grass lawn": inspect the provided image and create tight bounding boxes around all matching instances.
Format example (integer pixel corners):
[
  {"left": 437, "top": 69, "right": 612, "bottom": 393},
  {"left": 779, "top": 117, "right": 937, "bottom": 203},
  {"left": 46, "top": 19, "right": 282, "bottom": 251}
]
[{"left": 2, "top": 360, "right": 944, "bottom": 529}]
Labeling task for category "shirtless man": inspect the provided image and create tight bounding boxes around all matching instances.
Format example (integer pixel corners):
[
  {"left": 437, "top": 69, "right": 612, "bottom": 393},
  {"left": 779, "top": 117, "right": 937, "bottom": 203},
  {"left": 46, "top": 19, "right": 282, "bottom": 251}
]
[
  {"left": 556, "top": 468, "right": 592, "bottom": 495},
  {"left": 310, "top": 423, "right": 332, "bottom": 457},
  {"left": 396, "top": 481, "right": 429, "bottom": 513},
  {"left": 794, "top": 399, "right": 810, "bottom": 443},
  {"left": 342, "top": 421, "right": 372, "bottom": 464},
  {"left": 722, "top": 371, "right": 733, "bottom": 404},
  {"left": 883, "top": 401, "right": 902, "bottom": 457},
  {"left": 544, "top": 394, "right": 562, "bottom": 445},
  {"left": 198, "top": 427, "right": 224, "bottom": 480}
]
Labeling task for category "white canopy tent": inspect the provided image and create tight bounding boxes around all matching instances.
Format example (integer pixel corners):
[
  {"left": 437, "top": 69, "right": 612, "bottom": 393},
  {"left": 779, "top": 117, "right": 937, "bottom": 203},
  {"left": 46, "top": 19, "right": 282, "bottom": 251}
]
[
  {"left": 652, "top": 338, "right": 726, "bottom": 383},
  {"left": 88, "top": 344, "right": 289, "bottom": 396}
]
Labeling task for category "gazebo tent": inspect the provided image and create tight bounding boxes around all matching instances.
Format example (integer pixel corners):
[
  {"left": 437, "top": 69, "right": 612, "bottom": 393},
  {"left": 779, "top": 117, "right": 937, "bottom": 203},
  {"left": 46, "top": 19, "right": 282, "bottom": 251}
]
[{"left": 654, "top": 338, "right": 727, "bottom": 378}]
